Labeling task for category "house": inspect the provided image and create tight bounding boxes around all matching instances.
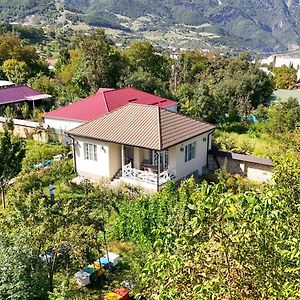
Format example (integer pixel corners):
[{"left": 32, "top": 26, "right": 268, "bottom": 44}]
[
  {"left": 0, "top": 85, "right": 51, "bottom": 110},
  {"left": 44, "top": 87, "right": 178, "bottom": 136},
  {"left": 0, "top": 80, "right": 15, "bottom": 89},
  {"left": 289, "top": 79, "right": 300, "bottom": 90},
  {"left": 68, "top": 103, "right": 215, "bottom": 191}
]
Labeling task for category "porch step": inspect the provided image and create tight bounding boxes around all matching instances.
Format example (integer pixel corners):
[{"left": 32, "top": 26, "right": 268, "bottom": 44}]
[{"left": 111, "top": 168, "right": 122, "bottom": 181}]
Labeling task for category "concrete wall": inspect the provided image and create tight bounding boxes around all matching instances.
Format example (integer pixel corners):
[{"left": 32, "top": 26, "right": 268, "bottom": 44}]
[
  {"left": 208, "top": 153, "right": 273, "bottom": 182},
  {"left": 75, "top": 138, "right": 122, "bottom": 180},
  {"left": 44, "top": 117, "right": 85, "bottom": 145},
  {"left": 0, "top": 118, "right": 48, "bottom": 142},
  {"left": 44, "top": 117, "right": 84, "bottom": 132}
]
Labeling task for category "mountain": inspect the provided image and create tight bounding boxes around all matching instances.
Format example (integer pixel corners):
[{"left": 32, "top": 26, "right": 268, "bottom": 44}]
[{"left": 1, "top": 0, "right": 300, "bottom": 53}]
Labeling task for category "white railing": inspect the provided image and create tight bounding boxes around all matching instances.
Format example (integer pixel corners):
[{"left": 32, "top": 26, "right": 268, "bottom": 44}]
[{"left": 122, "top": 163, "right": 175, "bottom": 185}]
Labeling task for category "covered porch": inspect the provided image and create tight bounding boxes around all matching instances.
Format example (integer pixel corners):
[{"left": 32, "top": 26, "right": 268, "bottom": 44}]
[{"left": 119, "top": 145, "right": 176, "bottom": 189}]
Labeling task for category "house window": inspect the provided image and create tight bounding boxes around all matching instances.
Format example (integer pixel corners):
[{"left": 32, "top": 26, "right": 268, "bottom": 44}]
[
  {"left": 84, "top": 143, "right": 97, "bottom": 161},
  {"left": 185, "top": 142, "right": 196, "bottom": 162}
]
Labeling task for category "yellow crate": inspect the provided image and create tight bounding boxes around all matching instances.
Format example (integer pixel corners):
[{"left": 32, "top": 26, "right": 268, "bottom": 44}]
[
  {"left": 104, "top": 292, "right": 122, "bottom": 300},
  {"left": 88, "top": 263, "right": 104, "bottom": 277}
]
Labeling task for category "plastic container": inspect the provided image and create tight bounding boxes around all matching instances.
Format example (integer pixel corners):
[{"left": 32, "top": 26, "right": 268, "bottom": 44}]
[
  {"left": 113, "top": 288, "right": 129, "bottom": 300},
  {"left": 40, "top": 253, "right": 53, "bottom": 262},
  {"left": 74, "top": 271, "right": 91, "bottom": 286},
  {"left": 82, "top": 266, "right": 97, "bottom": 283},
  {"left": 104, "top": 252, "right": 120, "bottom": 266},
  {"left": 92, "top": 262, "right": 104, "bottom": 277},
  {"left": 95, "top": 257, "right": 110, "bottom": 270},
  {"left": 105, "top": 292, "right": 122, "bottom": 300}
]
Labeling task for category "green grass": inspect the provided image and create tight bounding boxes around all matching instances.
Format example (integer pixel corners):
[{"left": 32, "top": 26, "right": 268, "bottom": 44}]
[{"left": 213, "top": 123, "right": 290, "bottom": 158}]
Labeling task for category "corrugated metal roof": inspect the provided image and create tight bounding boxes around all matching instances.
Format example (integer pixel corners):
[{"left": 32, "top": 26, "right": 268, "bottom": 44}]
[
  {"left": 208, "top": 149, "right": 274, "bottom": 166},
  {"left": 44, "top": 87, "right": 177, "bottom": 121},
  {"left": 69, "top": 104, "right": 215, "bottom": 150},
  {"left": 269, "top": 89, "right": 300, "bottom": 104},
  {"left": 0, "top": 85, "right": 47, "bottom": 105}
]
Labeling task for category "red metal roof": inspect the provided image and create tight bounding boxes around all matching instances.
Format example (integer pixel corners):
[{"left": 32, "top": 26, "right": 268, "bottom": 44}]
[
  {"left": 0, "top": 86, "right": 47, "bottom": 105},
  {"left": 44, "top": 88, "right": 177, "bottom": 122}
]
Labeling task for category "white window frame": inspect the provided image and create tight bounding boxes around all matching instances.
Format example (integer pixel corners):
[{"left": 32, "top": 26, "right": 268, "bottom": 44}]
[
  {"left": 84, "top": 143, "right": 97, "bottom": 161},
  {"left": 184, "top": 142, "right": 196, "bottom": 162}
]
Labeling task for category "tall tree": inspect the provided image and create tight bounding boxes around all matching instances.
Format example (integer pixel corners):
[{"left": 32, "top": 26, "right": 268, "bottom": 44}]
[
  {"left": 0, "top": 232, "right": 49, "bottom": 300},
  {"left": 2, "top": 58, "right": 29, "bottom": 84},
  {"left": 268, "top": 97, "right": 300, "bottom": 137},
  {"left": 0, "top": 124, "right": 25, "bottom": 208},
  {"left": 79, "top": 29, "right": 124, "bottom": 90},
  {"left": 273, "top": 65, "right": 297, "bottom": 89},
  {"left": 124, "top": 40, "right": 171, "bottom": 81}
]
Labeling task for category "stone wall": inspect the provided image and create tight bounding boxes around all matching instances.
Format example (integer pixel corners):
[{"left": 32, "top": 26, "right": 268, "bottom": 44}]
[{"left": 208, "top": 150, "right": 274, "bottom": 182}]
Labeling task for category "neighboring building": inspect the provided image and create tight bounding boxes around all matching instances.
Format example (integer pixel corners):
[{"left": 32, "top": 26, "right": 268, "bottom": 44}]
[
  {"left": 260, "top": 56, "right": 300, "bottom": 80},
  {"left": 289, "top": 79, "right": 300, "bottom": 90},
  {"left": 68, "top": 103, "right": 215, "bottom": 191},
  {"left": 0, "top": 85, "right": 51, "bottom": 110},
  {"left": 258, "top": 67, "right": 273, "bottom": 76},
  {"left": 0, "top": 80, "right": 15, "bottom": 89},
  {"left": 269, "top": 89, "right": 300, "bottom": 104},
  {"left": 46, "top": 58, "right": 57, "bottom": 71},
  {"left": 44, "top": 87, "right": 178, "bottom": 142},
  {"left": 208, "top": 150, "right": 274, "bottom": 182}
]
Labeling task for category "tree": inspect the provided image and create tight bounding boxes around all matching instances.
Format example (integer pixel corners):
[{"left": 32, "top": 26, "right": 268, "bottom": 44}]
[
  {"left": 273, "top": 65, "right": 297, "bottom": 89},
  {"left": 0, "top": 125, "right": 25, "bottom": 208},
  {"left": 174, "top": 53, "right": 273, "bottom": 122},
  {"left": 268, "top": 97, "right": 300, "bottom": 137},
  {"left": 120, "top": 67, "right": 171, "bottom": 98},
  {"left": 177, "top": 50, "right": 208, "bottom": 84},
  {"left": 0, "top": 34, "right": 47, "bottom": 77},
  {"left": 2, "top": 58, "right": 30, "bottom": 84},
  {"left": 0, "top": 232, "right": 49, "bottom": 300},
  {"left": 2, "top": 169, "right": 127, "bottom": 293},
  {"left": 124, "top": 40, "right": 171, "bottom": 81},
  {"left": 115, "top": 169, "right": 300, "bottom": 299},
  {"left": 79, "top": 30, "right": 124, "bottom": 90},
  {"left": 175, "top": 83, "right": 221, "bottom": 123}
]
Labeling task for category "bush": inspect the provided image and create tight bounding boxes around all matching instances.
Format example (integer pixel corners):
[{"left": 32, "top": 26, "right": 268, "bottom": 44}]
[
  {"left": 219, "top": 121, "right": 249, "bottom": 134},
  {"left": 22, "top": 141, "right": 66, "bottom": 172}
]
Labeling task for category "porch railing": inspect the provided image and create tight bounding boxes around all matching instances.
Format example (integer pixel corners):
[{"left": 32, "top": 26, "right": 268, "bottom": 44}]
[{"left": 122, "top": 163, "right": 175, "bottom": 185}]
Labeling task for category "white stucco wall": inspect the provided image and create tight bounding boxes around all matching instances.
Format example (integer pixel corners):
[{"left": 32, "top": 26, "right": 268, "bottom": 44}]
[
  {"left": 173, "top": 131, "right": 211, "bottom": 181},
  {"left": 74, "top": 137, "right": 110, "bottom": 180},
  {"left": 109, "top": 143, "right": 121, "bottom": 177},
  {"left": 73, "top": 130, "right": 213, "bottom": 186},
  {"left": 44, "top": 117, "right": 85, "bottom": 132}
]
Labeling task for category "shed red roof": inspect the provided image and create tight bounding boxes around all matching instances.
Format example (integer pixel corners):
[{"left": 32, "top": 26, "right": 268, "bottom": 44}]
[
  {"left": 0, "top": 86, "right": 49, "bottom": 105},
  {"left": 44, "top": 88, "right": 177, "bottom": 122}
]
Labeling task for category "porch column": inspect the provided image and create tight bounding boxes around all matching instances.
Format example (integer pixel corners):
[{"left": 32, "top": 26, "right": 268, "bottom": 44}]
[
  {"left": 121, "top": 145, "right": 125, "bottom": 167},
  {"left": 156, "top": 150, "right": 160, "bottom": 192},
  {"left": 134, "top": 147, "right": 140, "bottom": 169}
]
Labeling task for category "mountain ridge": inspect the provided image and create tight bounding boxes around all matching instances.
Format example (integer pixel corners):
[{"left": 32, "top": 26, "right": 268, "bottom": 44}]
[{"left": 1, "top": 0, "right": 300, "bottom": 53}]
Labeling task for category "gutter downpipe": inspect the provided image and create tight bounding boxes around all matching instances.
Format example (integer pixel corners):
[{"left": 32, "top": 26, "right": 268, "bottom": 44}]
[
  {"left": 67, "top": 134, "right": 78, "bottom": 175},
  {"left": 206, "top": 130, "right": 214, "bottom": 169}
]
